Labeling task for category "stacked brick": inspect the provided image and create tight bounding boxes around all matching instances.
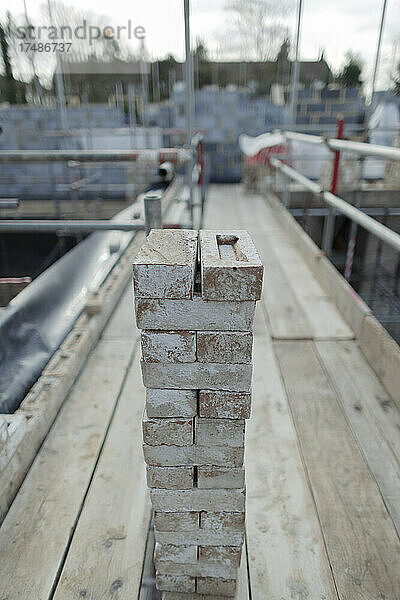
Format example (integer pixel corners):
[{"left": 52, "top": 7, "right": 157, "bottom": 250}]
[{"left": 133, "top": 229, "right": 263, "bottom": 599}]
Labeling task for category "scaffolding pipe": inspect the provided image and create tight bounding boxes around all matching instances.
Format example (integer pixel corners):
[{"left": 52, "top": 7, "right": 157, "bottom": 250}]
[
  {"left": 144, "top": 193, "right": 162, "bottom": 235},
  {"left": 0, "top": 220, "right": 146, "bottom": 232},
  {"left": 284, "top": 130, "right": 400, "bottom": 161},
  {"left": 0, "top": 199, "right": 19, "bottom": 209},
  {"left": 0, "top": 148, "right": 191, "bottom": 164},
  {"left": 271, "top": 158, "right": 400, "bottom": 254},
  {"left": 184, "top": 0, "right": 195, "bottom": 227}
]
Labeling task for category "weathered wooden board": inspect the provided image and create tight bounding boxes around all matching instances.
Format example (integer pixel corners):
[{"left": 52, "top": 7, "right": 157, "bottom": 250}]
[
  {"left": 274, "top": 340, "right": 400, "bottom": 599},
  {"left": 53, "top": 349, "right": 150, "bottom": 599},
  {"left": 316, "top": 340, "right": 400, "bottom": 534},
  {"left": 0, "top": 337, "right": 136, "bottom": 600},
  {"left": 268, "top": 234, "right": 353, "bottom": 340},
  {"left": 251, "top": 231, "right": 312, "bottom": 339},
  {"left": 246, "top": 335, "right": 338, "bottom": 600}
]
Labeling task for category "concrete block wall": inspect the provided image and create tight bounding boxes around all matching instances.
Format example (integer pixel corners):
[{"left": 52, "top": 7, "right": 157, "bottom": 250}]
[
  {"left": 0, "top": 105, "right": 159, "bottom": 200},
  {"left": 133, "top": 229, "right": 263, "bottom": 598},
  {"left": 296, "top": 86, "right": 365, "bottom": 130}
]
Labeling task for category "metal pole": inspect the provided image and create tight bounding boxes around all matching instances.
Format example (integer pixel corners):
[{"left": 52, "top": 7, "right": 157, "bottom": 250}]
[
  {"left": 271, "top": 157, "right": 400, "bottom": 254},
  {"left": 283, "top": 0, "right": 303, "bottom": 208},
  {"left": 323, "top": 118, "right": 344, "bottom": 255},
  {"left": 47, "top": 0, "right": 68, "bottom": 132},
  {"left": 369, "top": 0, "right": 388, "bottom": 110},
  {"left": 184, "top": 0, "right": 195, "bottom": 227},
  {"left": 0, "top": 220, "right": 146, "bottom": 233},
  {"left": 344, "top": 189, "right": 361, "bottom": 281},
  {"left": 140, "top": 40, "right": 149, "bottom": 129},
  {"left": 0, "top": 199, "right": 19, "bottom": 209},
  {"left": 144, "top": 194, "right": 162, "bottom": 235},
  {"left": 288, "top": 0, "right": 303, "bottom": 127},
  {"left": 0, "top": 148, "right": 191, "bottom": 163}
]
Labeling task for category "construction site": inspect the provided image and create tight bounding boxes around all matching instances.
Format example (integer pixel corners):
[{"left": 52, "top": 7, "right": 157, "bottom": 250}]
[{"left": 0, "top": 0, "right": 400, "bottom": 599}]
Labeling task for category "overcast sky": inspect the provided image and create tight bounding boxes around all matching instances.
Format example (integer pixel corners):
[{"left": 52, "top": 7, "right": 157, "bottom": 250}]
[{"left": 2, "top": 0, "right": 400, "bottom": 91}]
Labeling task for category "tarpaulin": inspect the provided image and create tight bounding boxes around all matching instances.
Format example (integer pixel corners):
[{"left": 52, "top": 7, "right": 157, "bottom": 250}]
[{"left": 0, "top": 183, "right": 166, "bottom": 414}]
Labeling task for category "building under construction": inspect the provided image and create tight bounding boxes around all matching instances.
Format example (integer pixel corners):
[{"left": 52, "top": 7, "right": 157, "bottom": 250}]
[{"left": 0, "top": 1, "right": 400, "bottom": 599}]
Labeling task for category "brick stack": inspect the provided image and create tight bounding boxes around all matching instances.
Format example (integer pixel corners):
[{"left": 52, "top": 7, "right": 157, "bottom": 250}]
[{"left": 133, "top": 229, "right": 263, "bottom": 599}]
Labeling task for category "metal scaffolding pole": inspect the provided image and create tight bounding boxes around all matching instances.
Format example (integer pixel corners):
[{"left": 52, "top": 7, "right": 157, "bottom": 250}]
[
  {"left": 369, "top": 0, "right": 388, "bottom": 110},
  {"left": 283, "top": 0, "right": 303, "bottom": 208},
  {"left": 184, "top": 0, "right": 195, "bottom": 227}
]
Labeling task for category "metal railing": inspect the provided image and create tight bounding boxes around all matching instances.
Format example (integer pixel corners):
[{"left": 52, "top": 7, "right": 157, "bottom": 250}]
[
  {"left": 270, "top": 157, "right": 400, "bottom": 255},
  {"left": 0, "top": 148, "right": 191, "bottom": 164},
  {"left": 283, "top": 130, "right": 400, "bottom": 162}
]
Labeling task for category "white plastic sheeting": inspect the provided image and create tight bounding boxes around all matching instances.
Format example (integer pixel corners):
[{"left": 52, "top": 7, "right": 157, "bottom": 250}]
[{"left": 365, "top": 103, "right": 400, "bottom": 179}]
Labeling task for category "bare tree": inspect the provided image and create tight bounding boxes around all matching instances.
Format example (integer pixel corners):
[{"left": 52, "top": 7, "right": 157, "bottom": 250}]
[
  {"left": 223, "top": 0, "right": 290, "bottom": 62},
  {"left": 3, "top": 1, "right": 137, "bottom": 86}
]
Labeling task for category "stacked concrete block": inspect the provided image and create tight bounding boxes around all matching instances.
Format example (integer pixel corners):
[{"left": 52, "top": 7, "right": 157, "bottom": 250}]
[{"left": 133, "top": 229, "right": 263, "bottom": 598}]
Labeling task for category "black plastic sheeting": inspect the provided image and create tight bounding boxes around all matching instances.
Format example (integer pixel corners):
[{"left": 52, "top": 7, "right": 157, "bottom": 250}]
[{"left": 0, "top": 183, "right": 166, "bottom": 414}]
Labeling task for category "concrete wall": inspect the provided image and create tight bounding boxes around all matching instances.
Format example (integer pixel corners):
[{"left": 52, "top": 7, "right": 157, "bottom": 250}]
[{"left": 0, "top": 105, "right": 160, "bottom": 200}]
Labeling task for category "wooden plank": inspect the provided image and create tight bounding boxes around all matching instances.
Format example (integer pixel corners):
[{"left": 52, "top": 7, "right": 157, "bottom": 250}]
[
  {"left": 232, "top": 188, "right": 352, "bottom": 340},
  {"left": 251, "top": 231, "right": 311, "bottom": 339},
  {"left": 316, "top": 340, "right": 400, "bottom": 534},
  {"left": 270, "top": 237, "right": 354, "bottom": 340},
  {"left": 224, "top": 192, "right": 304, "bottom": 338},
  {"left": 53, "top": 348, "right": 151, "bottom": 599},
  {"left": 102, "top": 284, "right": 138, "bottom": 339},
  {"left": 246, "top": 335, "right": 338, "bottom": 600},
  {"left": 0, "top": 337, "right": 137, "bottom": 600},
  {"left": 274, "top": 340, "right": 400, "bottom": 599}
]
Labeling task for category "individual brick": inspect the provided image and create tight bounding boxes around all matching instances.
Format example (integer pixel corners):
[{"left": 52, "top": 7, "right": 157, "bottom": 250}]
[
  {"left": 150, "top": 488, "right": 246, "bottom": 512},
  {"left": 155, "top": 543, "right": 197, "bottom": 563},
  {"left": 133, "top": 229, "right": 198, "bottom": 299},
  {"left": 195, "top": 418, "right": 245, "bottom": 448},
  {"left": 197, "top": 331, "right": 253, "bottom": 364},
  {"left": 156, "top": 573, "right": 195, "bottom": 593},
  {"left": 197, "top": 576, "right": 237, "bottom": 596},
  {"left": 155, "top": 529, "right": 244, "bottom": 547},
  {"left": 147, "top": 466, "right": 194, "bottom": 489},
  {"left": 155, "top": 559, "right": 237, "bottom": 580},
  {"left": 155, "top": 545, "right": 240, "bottom": 579},
  {"left": 141, "top": 362, "right": 252, "bottom": 392},
  {"left": 197, "top": 466, "right": 245, "bottom": 489},
  {"left": 200, "top": 511, "right": 245, "bottom": 533},
  {"left": 155, "top": 511, "right": 245, "bottom": 535},
  {"left": 200, "top": 230, "right": 263, "bottom": 301},
  {"left": 199, "top": 390, "right": 251, "bottom": 419},
  {"left": 154, "top": 511, "right": 199, "bottom": 532},
  {"left": 134, "top": 296, "right": 256, "bottom": 331},
  {"left": 143, "top": 444, "right": 244, "bottom": 467},
  {"left": 141, "top": 331, "right": 196, "bottom": 363},
  {"left": 146, "top": 389, "right": 197, "bottom": 418},
  {"left": 199, "top": 546, "right": 242, "bottom": 568},
  {"left": 142, "top": 413, "right": 193, "bottom": 447}
]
